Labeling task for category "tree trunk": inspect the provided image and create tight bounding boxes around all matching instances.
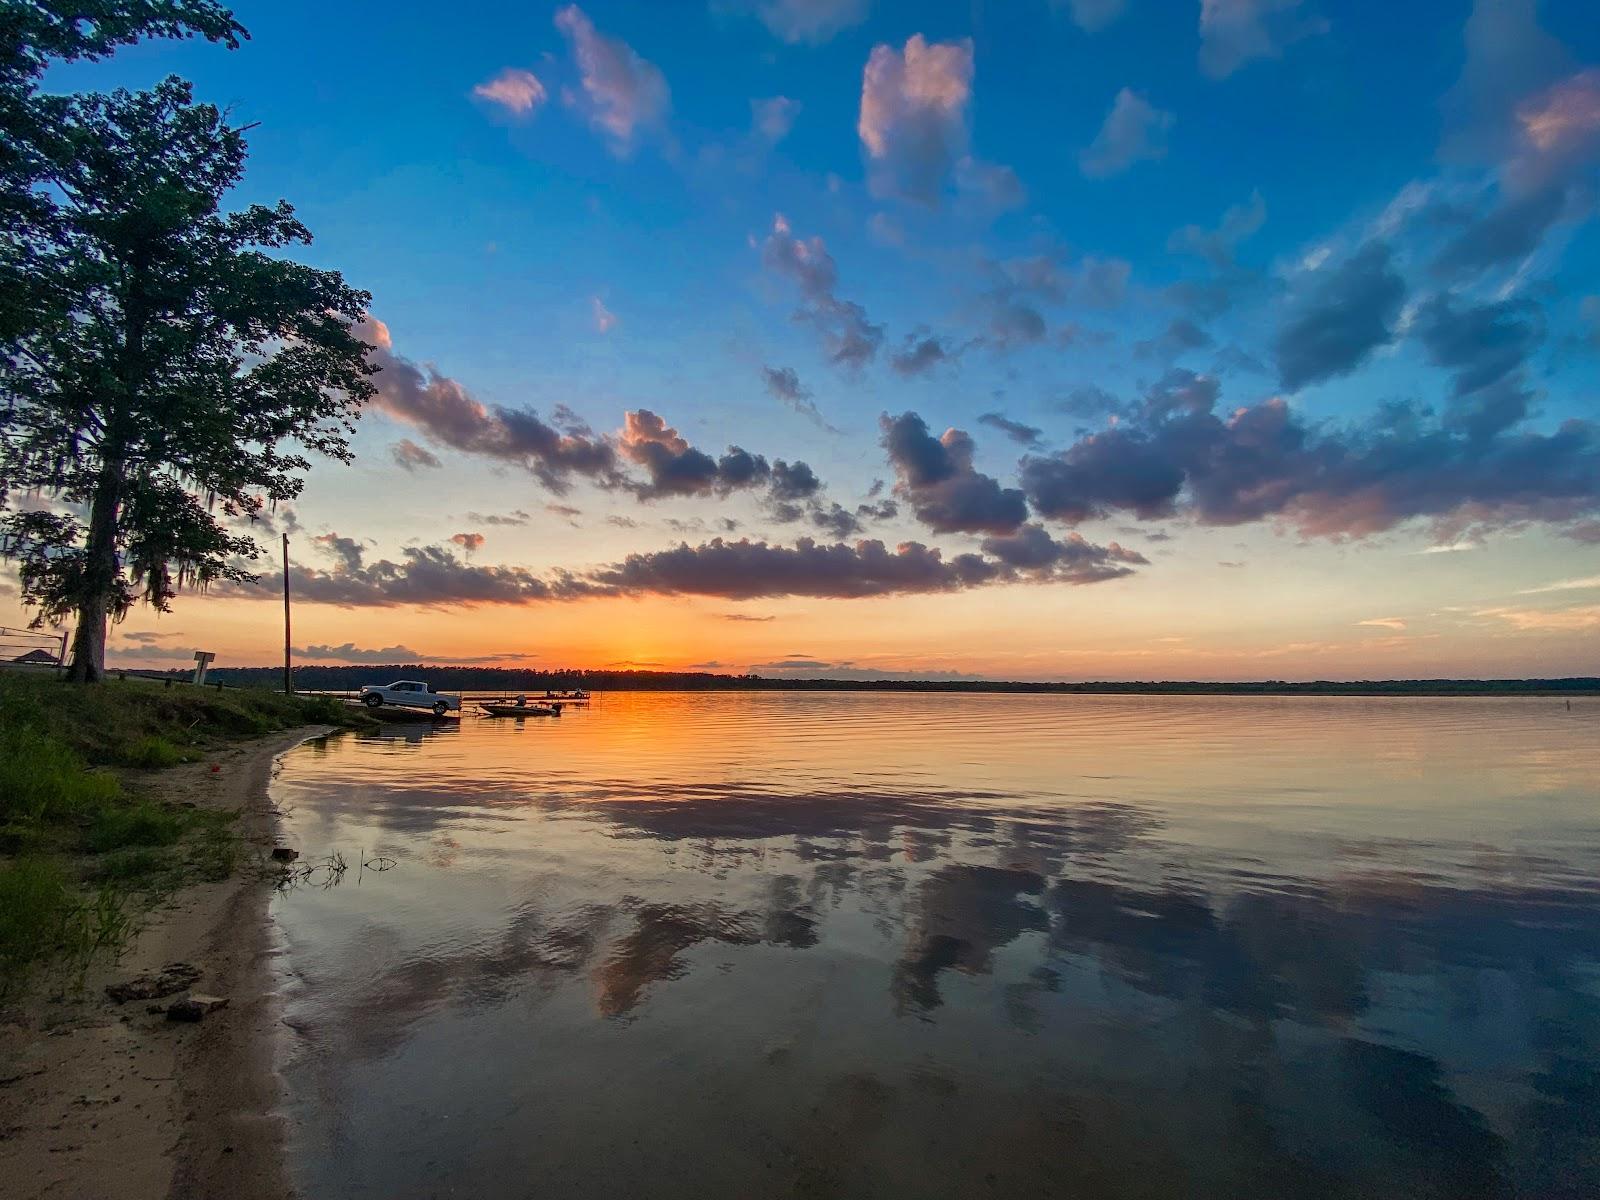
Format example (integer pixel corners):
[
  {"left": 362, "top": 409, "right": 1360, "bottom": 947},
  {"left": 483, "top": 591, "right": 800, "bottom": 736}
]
[
  {"left": 65, "top": 460, "right": 123, "bottom": 683},
  {"left": 65, "top": 604, "right": 108, "bottom": 682}
]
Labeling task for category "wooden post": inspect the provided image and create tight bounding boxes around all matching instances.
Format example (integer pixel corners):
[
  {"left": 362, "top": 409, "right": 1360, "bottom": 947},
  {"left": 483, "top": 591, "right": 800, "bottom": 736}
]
[{"left": 282, "top": 532, "right": 293, "bottom": 694}]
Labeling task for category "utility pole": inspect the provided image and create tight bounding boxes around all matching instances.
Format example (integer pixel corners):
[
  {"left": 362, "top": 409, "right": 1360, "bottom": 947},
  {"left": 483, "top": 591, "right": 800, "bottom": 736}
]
[{"left": 282, "top": 532, "right": 293, "bottom": 695}]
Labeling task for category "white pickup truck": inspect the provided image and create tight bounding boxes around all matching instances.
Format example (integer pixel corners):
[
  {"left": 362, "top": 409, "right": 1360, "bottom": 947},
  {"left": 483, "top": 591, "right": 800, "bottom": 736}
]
[{"left": 358, "top": 680, "right": 461, "bottom": 716}]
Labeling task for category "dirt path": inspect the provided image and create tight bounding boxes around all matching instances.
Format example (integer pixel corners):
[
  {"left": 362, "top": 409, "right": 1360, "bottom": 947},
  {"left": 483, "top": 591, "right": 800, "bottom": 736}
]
[{"left": 0, "top": 726, "right": 331, "bottom": 1200}]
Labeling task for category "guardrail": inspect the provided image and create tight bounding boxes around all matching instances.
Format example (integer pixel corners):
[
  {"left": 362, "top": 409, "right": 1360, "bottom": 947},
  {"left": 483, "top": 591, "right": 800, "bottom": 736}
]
[{"left": 0, "top": 625, "right": 67, "bottom": 668}]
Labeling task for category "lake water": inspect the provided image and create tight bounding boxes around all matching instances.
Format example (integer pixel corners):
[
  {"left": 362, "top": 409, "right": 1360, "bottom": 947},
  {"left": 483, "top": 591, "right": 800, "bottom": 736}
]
[{"left": 268, "top": 692, "right": 1600, "bottom": 1199}]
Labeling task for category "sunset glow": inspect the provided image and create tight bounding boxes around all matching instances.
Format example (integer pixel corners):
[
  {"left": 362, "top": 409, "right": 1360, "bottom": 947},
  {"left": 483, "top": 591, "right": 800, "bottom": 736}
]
[{"left": 6, "top": 0, "right": 1598, "bottom": 681}]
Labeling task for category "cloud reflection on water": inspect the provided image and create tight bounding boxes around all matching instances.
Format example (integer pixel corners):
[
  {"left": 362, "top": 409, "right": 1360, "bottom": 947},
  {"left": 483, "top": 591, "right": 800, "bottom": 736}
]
[{"left": 271, "top": 696, "right": 1600, "bottom": 1199}]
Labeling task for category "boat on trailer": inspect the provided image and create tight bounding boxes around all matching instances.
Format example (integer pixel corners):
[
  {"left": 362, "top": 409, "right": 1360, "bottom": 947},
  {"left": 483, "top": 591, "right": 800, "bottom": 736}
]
[{"left": 478, "top": 701, "right": 562, "bottom": 718}]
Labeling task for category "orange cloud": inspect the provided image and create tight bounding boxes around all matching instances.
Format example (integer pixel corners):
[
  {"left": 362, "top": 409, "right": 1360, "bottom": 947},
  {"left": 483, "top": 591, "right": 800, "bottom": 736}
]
[
  {"left": 1475, "top": 605, "right": 1600, "bottom": 632},
  {"left": 473, "top": 68, "right": 547, "bottom": 117}
]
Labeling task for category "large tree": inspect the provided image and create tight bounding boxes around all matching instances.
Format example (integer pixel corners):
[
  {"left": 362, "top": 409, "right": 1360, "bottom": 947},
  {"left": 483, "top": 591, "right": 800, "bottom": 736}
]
[
  {"left": 1, "top": 2, "right": 245, "bottom": 342},
  {"left": 0, "top": 72, "right": 375, "bottom": 679}
]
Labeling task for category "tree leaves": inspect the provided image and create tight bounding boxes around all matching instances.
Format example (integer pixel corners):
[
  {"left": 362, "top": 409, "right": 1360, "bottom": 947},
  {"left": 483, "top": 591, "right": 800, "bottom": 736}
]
[{"left": 0, "top": 8, "right": 374, "bottom": 677}]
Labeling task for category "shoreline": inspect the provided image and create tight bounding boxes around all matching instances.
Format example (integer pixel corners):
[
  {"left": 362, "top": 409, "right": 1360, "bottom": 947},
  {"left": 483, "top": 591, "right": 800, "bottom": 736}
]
[
  {"left": 2, "top": 725, "right": 330, "bottom": 1200},
  {"left": 186, "top": 668, "right": 1600, "bottom": 699}
]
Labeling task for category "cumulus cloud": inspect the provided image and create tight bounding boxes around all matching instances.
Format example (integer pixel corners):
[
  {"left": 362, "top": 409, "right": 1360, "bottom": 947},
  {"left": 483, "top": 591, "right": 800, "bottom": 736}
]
[
  {"left": 1414, "top": 291, "right": 1544, "bottom": 399},
  {"left": 1440, "top": 0, "right": 1573, "bottom": 166},
  {"left": 390, "top": 439, "right": 442, "bottom": 473},
  {"left": 1513, "top": 68, "right": 1600, "bottom": 180},
  {"left": 122, "top": 630, "right": 180, "bottom": 644},
  {"left": 246, "top": 543, "right": 600, "bottom": 608},
  {"left": 762, "top": 214, "right": 883, "bottom": 368},
  {"left": 237, "top": 525, "right": 1145, "bottom": 607},
  {"left": 979, "top": 524, "right": 1146, "bottom": 581},
  {"left": 588, "top": 533, "right": 1138, "bottom": 599},
  {"left": 734, "top": 0, "right": 868, "bottom": 44},
  {"left": 1080, "top": 88, "right": 1173, "bottom": 179},
  {"left": 1430, "top": 65, "right": 1600, "bottom": 283},
  {"left": 233, "top": 504, "right": 299, "bottom": 538},
  {"left": 769, "top": 458, "right": 822, "bottom": 501},
  {"left": 472, "top": 68, "right": 547, "bottom": 117},
  {"left": 761, "top": 365, "right": 838, "bottom": 432},
  {"left": 749, "top": 657, "right": 832, "bottom": 671},
  {"left": 1198, "top": 0, "right": 1328, "bottom": 80},
  {"left": 293, "top": 642, "right": 530, "bottom": 664},
  {"left": 1431, "top": 185, "right": 1570, "bottom": 279},
  {"left": 1053, "top": 384, "right": 1125, "bottom": 420},
  {"left": 881, "top": 411, "right": 1029, "bottom": 535},
  {"left": 953, "top": 157, "right": 1028, "bottom": 214},
  {"left": 1275, "top": 241, "right": 1406, "bottom": 391},
  {"left": 1168, "top": 190, "right": 1267, "bottom": 269},
  {"left": 619, "top": 409, "right": 774, "bottom": 500},
  {"left": 889, "top": 333, "right": 956, "bottom": 376},
  {"left": 312, "top": 532, "right": 366, "bottom": 573},
  {"left": 1058, "top": 0, "right": 1128, "bottom": 33},
  {"left": 761, "top": 461, "right": 846, "bottom": 536},
  {"left": 977, "top": 412, "right": 1043, "bottom": 446},
  {"left": 357, "top": 317, "right": 618, "bottom": 494},
  {"left": 1135, "top": 317, "right": 1214, "bottom": 362},
  {"left": 554, "top": 4, "right": 670, "bottom": 155},
  {"left": 295, "top": 642, "right": 428, "bottom": 663},
  {"left": 450, "top": 532, "right": 486, "bottom": 553},
  {"left": 969, "top": 244, "right": 1127, "bottom": 349},
  {"left": 752, "top": 96, "right": 800, "bottom": 143},
  {"left": 358, "top": 325, "right": 847, "bottom": 515},
  {"left": 1019, "top": 372, "right": 1600, "bottom": 540},
  {"left": 1432, "top": 0, "right": 1600, "bottom": 282},
  {"left": 859, "top": 35, "right": 983, "bottom": 205}
]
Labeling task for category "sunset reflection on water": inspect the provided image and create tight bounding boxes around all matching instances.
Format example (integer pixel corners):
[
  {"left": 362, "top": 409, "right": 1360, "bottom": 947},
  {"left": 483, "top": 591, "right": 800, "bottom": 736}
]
[{"left": 271, "top": 693, "right": 1600, "bottom": 1199}]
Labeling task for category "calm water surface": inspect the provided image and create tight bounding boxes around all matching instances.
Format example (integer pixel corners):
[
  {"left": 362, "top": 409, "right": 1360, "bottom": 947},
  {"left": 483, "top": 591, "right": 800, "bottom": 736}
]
[{"left": 269, "top": 693, "right": 1600, "bottom": 1199}]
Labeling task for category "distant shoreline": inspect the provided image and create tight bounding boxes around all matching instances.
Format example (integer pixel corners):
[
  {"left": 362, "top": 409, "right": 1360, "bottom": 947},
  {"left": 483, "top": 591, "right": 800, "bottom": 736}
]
[{"left": 131, "top": 665, "right": 1600, "bottom": 699}]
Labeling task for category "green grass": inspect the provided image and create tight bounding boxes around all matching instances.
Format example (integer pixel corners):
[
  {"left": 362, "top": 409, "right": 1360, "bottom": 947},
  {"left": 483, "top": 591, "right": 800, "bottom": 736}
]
[
  {"left": 0, "top": 857, "right": 75, "bottom": 981},
  {"left": 0, "top": 725, "right": 123, "bottom": 830},
  {"left": 86, "top": 846, "right": 171, "bottom": 883},
  {"left": 120, "top": 734, "right": 193, "bottom": 768},
  {"left": 84, "top": 798, "right": 186, "bottom": 853},
  {"left": 0, "top": 671, "right": 358, "bottom": 767},
  {"left": 59, "top": 883, "right": 136, "bottom": 973},
  {"left": 296, "top": 693, "right": 353, "bottom": 725},
  {"left": 0, "top": 672, "right": 363, "bottom": 990}
]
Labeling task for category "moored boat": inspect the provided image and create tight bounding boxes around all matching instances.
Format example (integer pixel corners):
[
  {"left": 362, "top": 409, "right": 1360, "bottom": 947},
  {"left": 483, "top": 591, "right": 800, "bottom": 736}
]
[{"left": 479, "top": 702, "right": 561, "bottom": 718}]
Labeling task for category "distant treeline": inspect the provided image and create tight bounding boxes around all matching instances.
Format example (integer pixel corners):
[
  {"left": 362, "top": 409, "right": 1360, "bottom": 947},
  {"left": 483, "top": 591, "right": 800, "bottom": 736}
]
[{"left": 177, "top": 665, "right": 1600, "bottom": 697}]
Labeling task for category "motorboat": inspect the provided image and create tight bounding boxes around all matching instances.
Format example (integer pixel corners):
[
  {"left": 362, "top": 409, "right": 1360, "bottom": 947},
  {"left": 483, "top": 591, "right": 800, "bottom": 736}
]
[{"left": 479, "top": 701, "right": 561, "bottom": 718}]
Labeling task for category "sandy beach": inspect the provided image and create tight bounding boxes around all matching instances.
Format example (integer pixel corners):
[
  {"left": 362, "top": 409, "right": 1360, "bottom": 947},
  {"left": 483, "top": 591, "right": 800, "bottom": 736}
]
[{"left": 1, "top": 727, "right": 328, "bottom": 1200}]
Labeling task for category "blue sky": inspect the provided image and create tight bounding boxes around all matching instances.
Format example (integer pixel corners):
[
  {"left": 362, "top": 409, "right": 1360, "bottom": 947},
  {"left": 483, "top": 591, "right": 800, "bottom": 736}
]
[{"left": 13, "top": 0, "right": 1600, "bottom": 679}]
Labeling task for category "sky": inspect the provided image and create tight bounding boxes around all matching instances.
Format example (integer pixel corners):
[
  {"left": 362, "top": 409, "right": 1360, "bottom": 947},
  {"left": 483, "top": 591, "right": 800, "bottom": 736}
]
[{"left": 5, "top": 0, "right": 1600, "bottom": 681}]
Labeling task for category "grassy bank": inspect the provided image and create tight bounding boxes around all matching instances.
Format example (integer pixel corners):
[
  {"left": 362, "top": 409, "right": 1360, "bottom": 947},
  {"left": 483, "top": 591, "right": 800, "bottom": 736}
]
[{"left": 0, "top": 672, "right": 363, "bottom": 992}]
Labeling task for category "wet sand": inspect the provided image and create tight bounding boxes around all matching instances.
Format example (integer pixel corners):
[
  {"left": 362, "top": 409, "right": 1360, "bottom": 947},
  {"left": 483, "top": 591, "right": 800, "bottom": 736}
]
[{"left": 1, "top": 727, "right": 328, "bottom": 1200}]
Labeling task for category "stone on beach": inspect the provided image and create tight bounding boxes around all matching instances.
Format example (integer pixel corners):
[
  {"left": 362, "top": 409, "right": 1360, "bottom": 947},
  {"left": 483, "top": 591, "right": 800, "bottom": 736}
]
[
  {"left": 166, "top": 994, "right": 230, "bottom": 1022},
  {"left": 105, "top": 962, "right": 203, "bottom": 1004}
]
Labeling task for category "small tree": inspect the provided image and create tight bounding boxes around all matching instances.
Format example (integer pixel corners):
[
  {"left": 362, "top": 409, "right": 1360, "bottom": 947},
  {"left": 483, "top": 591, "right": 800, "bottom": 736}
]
[{"left": 0, "top": 77, "right": 374, "bottom": 679}]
